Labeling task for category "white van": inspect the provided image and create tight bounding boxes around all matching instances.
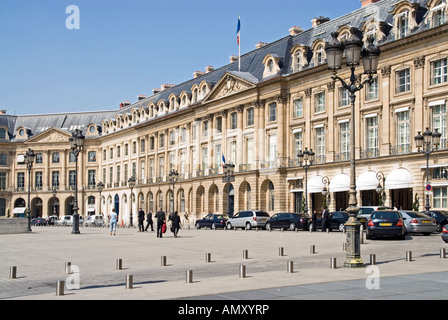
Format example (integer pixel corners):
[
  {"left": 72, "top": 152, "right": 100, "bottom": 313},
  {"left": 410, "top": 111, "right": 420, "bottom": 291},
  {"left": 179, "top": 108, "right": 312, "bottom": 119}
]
[
  {"left": 57, "top": 215, "right": 84, "bottom": 226},
  {"left": 84, "top": 215, "right": 104, "bottom": 227}
]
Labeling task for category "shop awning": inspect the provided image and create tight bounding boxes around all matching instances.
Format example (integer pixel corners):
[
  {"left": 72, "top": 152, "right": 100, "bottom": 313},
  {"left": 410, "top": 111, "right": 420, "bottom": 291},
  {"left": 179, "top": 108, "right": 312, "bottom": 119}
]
[
  {"left": 307, "top": 175, "right": 324, "bottom": 193},
  {"left": 329, "top": 174, "right": 350, "bottom": 193},
  {"left": 385, "top": 168, "right": 413, "bottom": 190},
  {"left": 357, "top": 171, "right": 379, "bottom": 191}
]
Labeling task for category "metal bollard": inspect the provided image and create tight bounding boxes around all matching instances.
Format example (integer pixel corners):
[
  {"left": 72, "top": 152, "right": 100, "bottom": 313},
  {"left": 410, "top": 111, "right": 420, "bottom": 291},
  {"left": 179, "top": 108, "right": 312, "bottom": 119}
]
[
  {"left": 330, "top": 257, "right": 337, "bottom": 269},
  {"left": 441, "top": 248, "right": 446, "bottom": 259},
  {"left": 65, "top": 262, "right": 72, "bottom": 274},
  {"left": 310, "top": 245, "right": 315, "bottom": 254},
  {"left": 9, "top": 266, "right": 17, "bottom": 279},
  {"left": 287, "top": 261, "right": 294, "bottom": 273},
  {"left": 161, "top": 256, "right": 167, "bottom": 266},
  {"left": 279, "top": 247, "right": 284, "bottom": 256},
  {"left": 205, "top": 253, "right": 211, "bottom": 263},
  {"left": 343, "top": 242, "right": 346, "bottom": 251},
  {"left": 186, "top": 270, "right": 193, "bottom": 283},
  {"left": 116, "top": 259, "right": 123, "bottom": 270},
  {"left": 406, "top": 251, "right": 412, "bottom": 262},
  {"left": 243, "top": 250, "right": 249, "bottom": 259},
  {"left": 239, "top": 265, "right": 246, "bottom": 278},
  {"left": 125, "top": 275, "right": 133, "bottom": 289},
  {"left": 370, "top": 254, "right": 376, "bottom": 265},
  {"left": 56, "top": 281, "right": 65, "bottom": 296}
]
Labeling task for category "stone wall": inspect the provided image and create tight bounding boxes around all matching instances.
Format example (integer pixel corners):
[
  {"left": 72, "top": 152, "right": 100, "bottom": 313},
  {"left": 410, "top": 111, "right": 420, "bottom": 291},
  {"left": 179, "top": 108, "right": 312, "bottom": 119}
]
[{"left": 0, "top": 219, "right": 29, "bottom": 235}]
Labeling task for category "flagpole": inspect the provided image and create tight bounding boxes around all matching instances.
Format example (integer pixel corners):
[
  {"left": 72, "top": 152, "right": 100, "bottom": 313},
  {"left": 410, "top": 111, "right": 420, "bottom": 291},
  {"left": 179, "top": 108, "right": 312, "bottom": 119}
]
[{"left": 238, "top": 15, "right": 241, "bottom": 71}]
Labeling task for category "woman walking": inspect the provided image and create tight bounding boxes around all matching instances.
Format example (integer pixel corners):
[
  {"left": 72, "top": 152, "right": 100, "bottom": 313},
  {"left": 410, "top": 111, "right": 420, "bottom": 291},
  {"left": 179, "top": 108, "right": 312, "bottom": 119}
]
[
  {"left": 171, "top": 211, "right": 181, "bottom": 238},
  {"left": 109, "top": 208, "right": 118, "bottom": 236}
]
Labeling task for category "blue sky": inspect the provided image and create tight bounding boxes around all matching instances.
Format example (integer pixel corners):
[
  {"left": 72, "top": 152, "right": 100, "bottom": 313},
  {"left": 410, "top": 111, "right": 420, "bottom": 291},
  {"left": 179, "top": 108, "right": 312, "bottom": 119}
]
[{"left": 0, "top": 0, "right": 361, "bottom": 115}]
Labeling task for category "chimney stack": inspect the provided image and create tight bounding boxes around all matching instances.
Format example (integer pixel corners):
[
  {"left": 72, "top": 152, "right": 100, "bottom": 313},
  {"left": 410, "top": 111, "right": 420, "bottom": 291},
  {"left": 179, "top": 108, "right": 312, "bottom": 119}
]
[
  {"left": 0, "top": 110, "right": 6, "bottom": 115},
  {"left": 360, "top": 0, "right": 381, "bottom": 7},
  {"left": 120, "top": 101, "right": 131, "bottom": 109},
  {"left": 161, "top": 84, "right": 175, "bottom": 91},
  {"left": 311, "top": 16, "right": 330, "bottom": 28},
  {"left": 205, "top": 65, "right": 215, "bottom": 73},
  {"left": 229, "top": 55, "right": 238, "bottom": 63},
  {"left": 289, "top": 26, "right": 303, "bottom": 36},
  {"left": 255, "top": 42, "right": 267, "bottom": 49},
  {"left": 138, "top": 95, "right": 147, "bottom": 101},
  {"left": 193, "top": 71, "right": 205, "bottom": 78}
]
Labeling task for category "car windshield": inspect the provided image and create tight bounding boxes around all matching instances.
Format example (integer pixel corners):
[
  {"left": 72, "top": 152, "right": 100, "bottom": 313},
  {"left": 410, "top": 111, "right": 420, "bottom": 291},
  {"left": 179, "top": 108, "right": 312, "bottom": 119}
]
[
  {"left": 256, "top": 212, "right": 270, "bottom": 217},
  {"left": 216, "top": 215, "right": 228, "bottom": 220},
  {"left": 403, "top": 211, "right": 428, "bottom": 218},
  {"left": 371, "top": 211, "right": 399, "bottom": 220}
]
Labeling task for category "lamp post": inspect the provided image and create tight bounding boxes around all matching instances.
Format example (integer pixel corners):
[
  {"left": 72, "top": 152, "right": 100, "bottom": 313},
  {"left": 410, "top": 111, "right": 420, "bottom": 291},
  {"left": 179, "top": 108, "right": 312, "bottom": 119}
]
[
  {"left": 24, "top": 148, "right": 35, "bottom": 232},
  {"left": 52, "top": 187, "right": 58, "bottom": 216},
  {"left": 298, "top": 148, "right": 315, "bottom": 216},
  {"left": 128, "top": 176, "right": 136, "bottom": 227},
  {"left": 322, "top": 176, "right": 330, "bottom": 209},
  {"left": 415, "top": 128, "right": 442, "bottom": 214},
  {"left": 69, "top": 129, "right": 85, "bottom": 234},
  {"left": 222, "top": 163, "right": 235, "bottom": 217},
  {"left": 325, "top": 29, "right": 381, "bottom": 268},
  {"left": 97, "top": 181, "right": 104, "bottom": 216},
  {"left": 169, "top": 169, "right": 179, "bottom": 214}
]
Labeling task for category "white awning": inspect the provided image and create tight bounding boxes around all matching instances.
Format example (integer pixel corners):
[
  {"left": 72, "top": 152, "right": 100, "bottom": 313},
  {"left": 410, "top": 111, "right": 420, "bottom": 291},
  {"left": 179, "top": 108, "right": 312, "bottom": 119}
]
[
  {"left": 13, "top": 207, "right": 26, "bottom": 214},
  {"left": 385, "top": 168, "right": 413, "bottom": 190},
  {"left": 308, "top": 175, "right": 324, "bottom": 193},
  {"left": 329, "top": 174, "right": 350, "bottom": 193},
  {"left": 357, "top": 171, "right": 379, "bottom": 191}
]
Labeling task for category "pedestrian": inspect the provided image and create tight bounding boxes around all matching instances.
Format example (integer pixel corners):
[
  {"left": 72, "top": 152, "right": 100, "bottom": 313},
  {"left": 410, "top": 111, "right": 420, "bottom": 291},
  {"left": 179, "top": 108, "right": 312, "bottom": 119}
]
[
  {"left": 311, "top": 209, "right": 317, "bottom": 232},
  {"left": 138, "top": 207, "right": 145, "bottom": 232},
  {"left": 145, "top": 210, "right": 154, "bottom": 231},
  {"left": 171, "top": 211, "right": 181, "bottom": 238},
  {"left": 155, "top": 207, "right": 166, "bottom": 238},
  {"left": 109, "top": 208, "right": 118, "bottom": 236},
  {"left": 321, "top": 206, "right": 329, "bottom": 232}
]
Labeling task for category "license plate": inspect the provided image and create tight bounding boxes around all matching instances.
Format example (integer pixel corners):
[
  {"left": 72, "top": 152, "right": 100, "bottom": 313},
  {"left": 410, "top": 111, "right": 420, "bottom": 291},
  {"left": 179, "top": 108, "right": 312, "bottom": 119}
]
[
  {"left": 422, "top": 220, "right": 431, "bottom": 223},
  {"left": 379, "top": 223, "right": 392, "bottom": 227}
]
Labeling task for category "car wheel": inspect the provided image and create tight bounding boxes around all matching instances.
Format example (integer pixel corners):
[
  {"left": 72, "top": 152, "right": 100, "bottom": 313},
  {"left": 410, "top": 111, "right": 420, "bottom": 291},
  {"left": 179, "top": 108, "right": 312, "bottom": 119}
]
[
  {"left": 211, "top": 223, "right": 216, "bottom": 230},
  {"left": 195, "top": 222, "right": 201, "bottom": 230},
  {"left": 266, "top": 223, "right": 271, "bottom": 231},
  {"left": 289, "top": 223, "right": 296, "bottom": 231},
  {"left": 246, "top": 222, "right": 252, "bottom": 230},
  {"left": 338, "top": 223, "right": 345, "bottom": 232},
  {"left": 226, "top": 222, "right": 233, "bottom": 230}
]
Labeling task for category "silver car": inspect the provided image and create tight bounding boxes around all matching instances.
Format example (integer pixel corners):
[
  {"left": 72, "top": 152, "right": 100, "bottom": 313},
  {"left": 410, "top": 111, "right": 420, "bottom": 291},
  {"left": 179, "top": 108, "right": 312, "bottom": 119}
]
[
  {"left": 399, "top": 210, "right": 437, "bottom": 235},
  {"left": 226, "top": 210, "right": 270, "bottom": 230}
]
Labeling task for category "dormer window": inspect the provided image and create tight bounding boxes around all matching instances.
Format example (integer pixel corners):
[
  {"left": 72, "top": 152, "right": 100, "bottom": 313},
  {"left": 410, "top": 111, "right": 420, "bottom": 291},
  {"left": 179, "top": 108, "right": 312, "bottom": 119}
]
[
  {"left": 262, "top": 54, "right": 281, "bottom": 78},
  {"left": 0, "top": 128, "right": 6, "bottom": 139},
  {"left": 397, "top": 10, "right": 409, "bottom": 38},
  {"left": 430, "top": 0, "right": 447, "bottom": 27},
  {"left": 267, "top": 60, "right": 274, "bottom": 72}
]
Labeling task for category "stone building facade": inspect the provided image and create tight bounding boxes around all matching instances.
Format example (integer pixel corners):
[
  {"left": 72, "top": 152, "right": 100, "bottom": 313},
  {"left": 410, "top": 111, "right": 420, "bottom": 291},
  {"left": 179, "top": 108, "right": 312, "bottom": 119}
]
[{"left": 1, "top": 0, "right": 448, "bottom": 223}]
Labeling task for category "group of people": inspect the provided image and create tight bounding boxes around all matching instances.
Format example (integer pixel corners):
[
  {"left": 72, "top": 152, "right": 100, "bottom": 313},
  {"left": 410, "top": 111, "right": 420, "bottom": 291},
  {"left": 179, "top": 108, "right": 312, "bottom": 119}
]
[
  {"left": 311, "top": 206, "right": 330, "bottom": 232},
  {"left": 108, "top": 207, "right": 182, "bottom": 238}
]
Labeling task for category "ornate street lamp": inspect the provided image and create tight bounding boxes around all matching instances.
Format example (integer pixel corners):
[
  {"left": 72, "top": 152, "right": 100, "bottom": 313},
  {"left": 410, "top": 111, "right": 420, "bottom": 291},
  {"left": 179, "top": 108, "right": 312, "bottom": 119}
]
[
  {"left": 298, "top": 148, "right": 315, "bottom": 216},
  {"left": 97, "top": 181, "right": 104, "bottom": 216},
  {"left": 128, "top": 175, "right": 136, "bottom": 227},
  {"left": 415, "top": 128, "right": 442, "bottom": 214},
  {"left": 322, "top": 176, "right": 330, "bottom": 209},
  {"left": 69, "top": 129, "right": 85, "bottom": 234},
  {"left": 169, "top": 169, "right": 179, "bottom": 214},
  {"left": 376, "top": 171, "right": 386, "bottom": 206},
  {"left": 24, "top": 148, "right": 35, "bottom": 232},
  {"left": 222, "top": 163, "right": 235, "bottom": 217},
  {"left": 325, "top": 28, "right": 381, "bottom": 268}
]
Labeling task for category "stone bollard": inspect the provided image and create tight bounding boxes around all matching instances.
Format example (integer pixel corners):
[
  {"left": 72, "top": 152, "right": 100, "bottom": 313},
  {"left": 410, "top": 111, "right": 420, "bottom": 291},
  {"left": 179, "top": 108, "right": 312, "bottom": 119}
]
[
  {"left": 370, "top": 254, "right": 377, "bottom": 265},
  {"left": 441, "top": 248, "right": 446, "bottom": 259},
  {"left": 310, "top": 245, "right": 315, "bottom": 254},
  {"left": 9, "top": 266, "right": 17, "bottom": 279},
  {"left": 330, "top": 257, "right": 337, "bottom": 269},
  {"left": 406, "top": 251, "right": 412, "bottom": 262},
  {"left": 186, "top": 270, "right": 193, "bottom": 283},
  {"left": 239, "top": 265, "right": 246, "bottom": 278},
  {"left": 279, "top": 247, "right": 284, "bottom": 256},
  {"left": 65, "top": 262, "right": 72, "bottom": 274},
  {"left": 243, "top": 250, "right": 249, "bottom": 259},
  {"left": 56, "top": 281, "right": 65, "bottom": 296},
  {"left": 287, "top": 261, "right": 294, "bottom": 274},
  {"left": 205, "top": 253, "right": 211, "bottom": 263},
  {"left": 125, "top": 275, "right": 133, "bottom": 289},
  {"left": 161, "top": 256, "right": 167, "bottom": 266},
  {"left": 116, "top": 259, "right": 123, "bottom": 270}
]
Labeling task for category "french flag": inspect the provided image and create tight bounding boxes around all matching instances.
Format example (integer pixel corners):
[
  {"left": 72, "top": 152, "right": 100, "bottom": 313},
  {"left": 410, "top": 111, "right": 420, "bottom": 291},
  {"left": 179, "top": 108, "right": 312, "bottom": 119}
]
[
  {"left": 236, "top": 16, "right": 241, "bottom": 46},
  {"left": 222, "top": 154, "right": 226, "bottom": 167}
]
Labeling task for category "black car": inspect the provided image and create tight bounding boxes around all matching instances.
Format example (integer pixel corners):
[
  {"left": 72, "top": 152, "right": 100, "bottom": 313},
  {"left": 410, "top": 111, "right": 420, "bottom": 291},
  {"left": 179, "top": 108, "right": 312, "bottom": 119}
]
[
  {"left": 366, "top": 210, "right": 406, "bottom": 240},
  {"left": 309, "top": 211, "right": 349, "bottom": 232},
  {"left": 422, "top": 210, "right": 448, "bottom": 232},
  {"left": 442, "top": 226, "right": 448, "bottom": 243},
  {"left": 31, "top": 217, "right": 48, "bottom": 226},
  {"left": 265, "top": 213, "right": 309, "bottom": 231},
  {"left": 195, "top": 213, "right": 228, "bottom": 229}
]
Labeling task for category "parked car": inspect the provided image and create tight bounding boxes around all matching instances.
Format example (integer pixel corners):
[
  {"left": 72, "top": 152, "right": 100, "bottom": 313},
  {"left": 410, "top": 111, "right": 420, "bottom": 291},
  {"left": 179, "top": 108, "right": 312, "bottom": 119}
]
[
  {"left": 399, "top": 210, "right": 437, "bottom": 235},
  {"left": 366, "top": 210, "right": 406, "bottom": 240},
  {"left": 421, "top": 210, "right": 448, "bottom": 232},
  {"left": 442, "top": 226, "right": 448, "bottom": 243},
  {"left": 265, "top": 213, "right": 308, "bottom": 231},
  {"left": 195, "top": 213, "right": 228, "bottom": 229},
  {"left": 83, "top": 215, "right": 105, "bottom": 227},
  {"left": 47, "top": 215, "right": 59, "bottom": 226},
  {"left": 57, "top": 215, "right": 84, "bottom": 226},
  {"left": 308, "top": 211, "right": 349, "bottom": 232},
  {"left": 31, "top": 217, "right": 48, "bottom": 226},
  {"left": 357, "top": 206, "right": 396, "bottom": 221},
  {"left": 226, "top": 210, "right": 270, "bottom": 230}
]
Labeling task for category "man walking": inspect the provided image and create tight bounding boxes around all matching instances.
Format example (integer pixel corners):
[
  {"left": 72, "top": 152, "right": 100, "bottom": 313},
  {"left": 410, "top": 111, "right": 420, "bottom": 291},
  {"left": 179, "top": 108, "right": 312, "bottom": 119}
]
[
  {"left": 145, "top": 210, "right": 154, "bottom": 231},
  {"left": 321, "top": 206, "right": 329, "bottom": 232},
  {"left": 155, "top": 207, "right": 166, "bottom": 238},
  {"left": 138, "top": 207, "right": 145, "bottom": 232}
]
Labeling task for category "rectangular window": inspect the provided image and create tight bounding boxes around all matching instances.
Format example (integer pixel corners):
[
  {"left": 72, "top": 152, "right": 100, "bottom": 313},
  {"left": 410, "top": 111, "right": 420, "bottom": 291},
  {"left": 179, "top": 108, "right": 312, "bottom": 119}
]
[
  {"left": 366, "top": 116, "right": 379, "bottom": 156},
  {"left": 315, "top": 92, "right": 325, "bottom": 113},
  {"left": 116, "top": 166, "right": 121, "bottom": 184},
  {"left": 245, "top": 137, "right": 253, "bottom": 165},
  {"left": 109, "top": 167, "right": 113, "bottom": 184},
  {"left": 35, "top": 171, "right": 43, "bottom": 190},
  {"left": 88, "top": 151, "right": 96, "bottom": 162},
  {"left": 315, "top": 127, "right": 326, "bottom": 163},
  {"left": 269, "top": 102, "right": 277, "bottom": 122},
  {"left": 246, "top": 108, "right": 254, "bottom": 126},
  {"left": 52, "top": 171, "right": 60, "bottom": 189},
  {"left": 340, "top": 122, "right": 350, "bottom": 160},
  {"left": 339, "top": 87, "right": 350, "bottom": 107},
  {"left": 366, "top": 77, "right": 378, "bottom": 101},
  {"left": 397, "top": 12, "right": 409, "bottom": 39},
  {"left": 17, "top": 172, "right": 25, "bottom": 190},
  {"left": 431, "top": 58, "right": 448, "bottom": 85},
  {"left": 0, "top": 154, "right": 6, "bottom": 165},
  {"left": 433, "top": 104, "right": 447, "bottom": 149},
  {"left": 396, "top": 69, "right": 411, "bottom": 93},
  {"left": 141, "top": 139, "right": 145, "bottom": 152},
  {"left": 150, "top": 137, "right": 155, "bottom": 150},
  {"left": 52, "top": 152, "right": 60, "bottom": 164},
  {"left": 203, "top": 121, "right": 209, "bottom": 137},
  {"left": 159, "top": 134, "right": 165, "bottom": 149},
  {"left": 88, "top": 170, "right": 96, "bottom": 187},
  {"left": 216, "top": 117, "right": 223, "bottom": 133},
  {"left": 202, "top": 147, "right": 208, "bottom": 170},
  {"left": 117, "top": 146, "right": 121, "bottom": 158},
  {"left": 35, "top": 153, "right": 43, "bottom": 164},
  {"left": 396, "top": 110, "right": 410, "bottom": 154},
  {"left": 214, "top": 144, "right": 221, "bottom": 168},
  {"left": 149, "top": 158, "right": 154, "bottom": 178},
  {"left": 231, "top": 113, "right": 237, "bottom": 130},
  {"left": 293, "top": 98, "right": 303, "bottom": 118},
  {"left": 433, "top": 187, "right": 448, "bottom": 208},
  {"left": 109, "top": 148, "right": 113, "bottom": 160},
  {"left": 159, "top": 157, "right": 164, "bottom": 178},
  {"left": 293, "top": 131, "right": 303, "bottom": 159},
  {"left": 229, "top": 141, "right": 237, "bottom": 164},
  {"left": 0, "top": 172, "right": 6, "bottom": 190},
  {"left": 140, "top": 161, "right": 145, "bottom": 180},
  {"left": 268, "top": 134, "right": 277, "bottom": 164}
]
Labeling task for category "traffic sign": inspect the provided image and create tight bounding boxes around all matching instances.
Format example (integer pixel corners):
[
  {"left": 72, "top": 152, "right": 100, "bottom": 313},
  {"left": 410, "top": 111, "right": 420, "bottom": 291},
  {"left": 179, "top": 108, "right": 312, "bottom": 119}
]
[{"left": 426, "top": 184, "right": 432, "bottom": 192}]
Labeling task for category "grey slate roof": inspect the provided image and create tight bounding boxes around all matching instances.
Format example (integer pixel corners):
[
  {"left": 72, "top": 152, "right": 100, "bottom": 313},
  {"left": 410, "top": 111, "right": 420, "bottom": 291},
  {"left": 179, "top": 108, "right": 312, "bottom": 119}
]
[{"left": 0, "top": 0, "right": 434, "bottom": 142}]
